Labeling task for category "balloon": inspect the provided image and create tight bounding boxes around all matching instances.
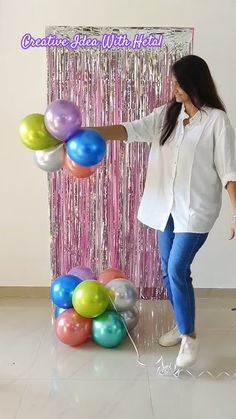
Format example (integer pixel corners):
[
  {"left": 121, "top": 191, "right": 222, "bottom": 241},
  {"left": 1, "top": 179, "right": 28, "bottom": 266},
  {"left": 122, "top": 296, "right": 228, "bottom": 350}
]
[
  {"left": 19, "top": 114, "right": 60, "bottom": 150},
  {"left": 44, "top": 100, "right": 82, "bottom": 141},
  {"left": 54, "top": 306, "right": 67, "bottom": 319},
  {"left": 72, "top": 280, "right": 109, "bottom": 318},
  {"left": 66, "top": 129, "right": 106, "bottom": 167},
  {"left": 64, "top": 154, "right": 99, "bottom": 178},
  {"left": 55, "top": 308, "right": 91, "bottom": 346},
  {"left": 33, "top": 143, "right": 65, "bottom": 172},
  {"left": 106, "top": 279, "right": 138, "bottom": 312},
  {"left": 50, "top": 275, "right": 82, "bottom": 308},
  {"left": 68, "top": 266, "right": 96, "bottom": 280},
  {"left": 97, "top": 267, "right": 127, "bottom": 286},
  {"left": 120, "top": 306, "right": 139, "bottom": 331},
  {"left": 92, "top": 310, "right": 126, "bottom": 348}
]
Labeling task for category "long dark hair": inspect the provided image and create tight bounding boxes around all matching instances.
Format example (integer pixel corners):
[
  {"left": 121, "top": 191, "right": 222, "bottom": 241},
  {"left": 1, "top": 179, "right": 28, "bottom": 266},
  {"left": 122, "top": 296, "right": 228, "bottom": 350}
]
[{"left": 160, "top": 55, "right": 226, "bottom": 146}]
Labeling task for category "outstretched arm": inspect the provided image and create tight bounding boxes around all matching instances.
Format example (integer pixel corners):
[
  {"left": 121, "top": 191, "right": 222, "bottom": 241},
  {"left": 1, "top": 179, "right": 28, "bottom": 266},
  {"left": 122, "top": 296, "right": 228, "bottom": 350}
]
[
  {"left": 81, "top": 103, "right": 167, "bottom": 144},
  {"left": 81, "top": 125, "right": 128, "bottom": 141}
]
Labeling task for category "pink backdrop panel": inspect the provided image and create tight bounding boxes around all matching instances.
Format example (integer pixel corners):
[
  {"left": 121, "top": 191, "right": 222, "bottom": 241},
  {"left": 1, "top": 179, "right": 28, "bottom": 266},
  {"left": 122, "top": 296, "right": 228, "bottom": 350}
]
[{"left": 46, "top": 26, "right": 193, "bottom": 299}]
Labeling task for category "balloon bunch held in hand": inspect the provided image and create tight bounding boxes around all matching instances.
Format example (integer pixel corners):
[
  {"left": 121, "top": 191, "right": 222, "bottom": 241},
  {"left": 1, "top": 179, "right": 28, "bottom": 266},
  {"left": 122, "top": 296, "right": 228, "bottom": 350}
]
[
  {"left": 19, "top": 100, "right": 107, "bottom": 178},
  {"left": 51, "top": 266, "right": 139, "bottom": 349}
]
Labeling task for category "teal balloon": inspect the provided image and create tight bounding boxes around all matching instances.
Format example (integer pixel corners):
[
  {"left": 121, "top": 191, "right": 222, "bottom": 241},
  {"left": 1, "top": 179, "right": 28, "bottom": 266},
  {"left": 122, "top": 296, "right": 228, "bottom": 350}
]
[{"left": 92, "top": 310, "right": 127, "bottom": 348}]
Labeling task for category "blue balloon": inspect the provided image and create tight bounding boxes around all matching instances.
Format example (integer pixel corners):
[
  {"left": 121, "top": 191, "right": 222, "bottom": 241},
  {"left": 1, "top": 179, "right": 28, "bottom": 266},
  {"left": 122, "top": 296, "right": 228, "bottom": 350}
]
[
  {"left": 92, "top": 310, "right": 127, "bottom": 348},
  {"left": 66, "top": 129, "right": 106, "bottom": 167},
  {"left": 50, "top": 275, "right": 82, "bottom": 308},
  {"left": 54, "top": 306, "right": 67, "bottom": 318}
]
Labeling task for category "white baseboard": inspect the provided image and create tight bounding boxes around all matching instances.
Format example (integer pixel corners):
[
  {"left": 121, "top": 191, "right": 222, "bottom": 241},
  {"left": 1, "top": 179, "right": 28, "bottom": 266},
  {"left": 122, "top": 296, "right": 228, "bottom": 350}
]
[{"left": 0, "top": 287, "right": 236, "bottom": 298}]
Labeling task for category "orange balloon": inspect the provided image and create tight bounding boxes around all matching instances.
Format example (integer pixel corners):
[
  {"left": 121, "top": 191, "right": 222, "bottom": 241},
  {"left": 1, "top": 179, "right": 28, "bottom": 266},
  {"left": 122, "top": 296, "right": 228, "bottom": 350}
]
[
  {"left": 64, "top": 154, "right": 100, "bottom": 178},
  {"left": 97, "top": 267, "right": 127, "bottom": 286}
]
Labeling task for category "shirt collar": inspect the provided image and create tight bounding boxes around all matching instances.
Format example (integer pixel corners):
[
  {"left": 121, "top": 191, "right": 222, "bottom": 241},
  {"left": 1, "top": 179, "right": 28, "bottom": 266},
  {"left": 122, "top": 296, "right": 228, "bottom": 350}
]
[{"left": 177, "top": 103, "right": 209, "bottom": 125}]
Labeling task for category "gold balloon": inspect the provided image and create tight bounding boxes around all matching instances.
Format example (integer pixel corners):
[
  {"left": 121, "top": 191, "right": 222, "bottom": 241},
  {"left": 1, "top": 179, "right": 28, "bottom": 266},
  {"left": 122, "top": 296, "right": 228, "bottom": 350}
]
[{"left": 19, "top": 113, "right": 61, "bottom": 150}]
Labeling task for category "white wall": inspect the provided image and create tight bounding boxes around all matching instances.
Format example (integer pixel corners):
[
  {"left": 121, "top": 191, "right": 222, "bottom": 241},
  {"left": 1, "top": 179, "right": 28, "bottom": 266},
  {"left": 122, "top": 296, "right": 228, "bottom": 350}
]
[{"left": 0, "top": 0, "right": 235, "bottom": 287}]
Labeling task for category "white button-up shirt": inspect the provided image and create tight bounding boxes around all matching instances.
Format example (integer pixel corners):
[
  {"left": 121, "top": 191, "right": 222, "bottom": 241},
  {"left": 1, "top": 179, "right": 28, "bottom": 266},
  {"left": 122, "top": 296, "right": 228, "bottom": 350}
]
[{"left": 121, "top": 103, "right": 236, "bottom": 233}]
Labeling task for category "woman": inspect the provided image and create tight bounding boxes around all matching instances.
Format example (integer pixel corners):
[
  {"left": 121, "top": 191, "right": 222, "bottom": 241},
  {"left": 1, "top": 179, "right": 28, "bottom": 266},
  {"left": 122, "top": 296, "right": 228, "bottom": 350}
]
[{"left": 85, "top": 54, "right": 236, "bottom": 368}]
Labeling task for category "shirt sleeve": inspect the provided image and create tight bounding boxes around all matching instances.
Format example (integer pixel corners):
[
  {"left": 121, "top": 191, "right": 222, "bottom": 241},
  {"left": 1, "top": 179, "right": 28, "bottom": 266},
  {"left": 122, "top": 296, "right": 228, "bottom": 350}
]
[
  {"left": 121, "top": 103, "right": 167, "bottom": 144},
  {"left": 214, "top": 121, "right": 236, "bottom": 188}
]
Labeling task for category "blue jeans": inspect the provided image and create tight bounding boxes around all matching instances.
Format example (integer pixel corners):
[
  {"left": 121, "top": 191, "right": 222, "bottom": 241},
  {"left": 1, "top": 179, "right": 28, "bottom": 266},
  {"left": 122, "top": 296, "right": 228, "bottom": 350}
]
[{"left": 157, "top": 214, "right": 209, "bottom": 335}]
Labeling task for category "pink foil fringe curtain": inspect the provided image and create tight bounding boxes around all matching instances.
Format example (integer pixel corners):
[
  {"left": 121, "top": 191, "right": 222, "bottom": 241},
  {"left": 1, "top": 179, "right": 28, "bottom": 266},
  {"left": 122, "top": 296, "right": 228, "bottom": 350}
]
[{"left": 46, "top": 26, "right": 193, "bottom": 299}]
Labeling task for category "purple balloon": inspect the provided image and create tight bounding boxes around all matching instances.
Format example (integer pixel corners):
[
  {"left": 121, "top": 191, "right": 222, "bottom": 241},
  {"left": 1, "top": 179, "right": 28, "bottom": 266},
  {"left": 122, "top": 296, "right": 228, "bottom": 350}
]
[
  {"left": 44, "top": 100, "right": 82, "bottom": 142},
  {"left": 68, "top": 266, "right": 96, "bottom": 281}
]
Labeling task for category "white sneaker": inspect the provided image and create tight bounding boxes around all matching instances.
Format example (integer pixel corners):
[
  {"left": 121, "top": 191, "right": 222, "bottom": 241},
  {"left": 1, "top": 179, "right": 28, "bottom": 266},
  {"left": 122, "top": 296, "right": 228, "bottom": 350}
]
[
  {"left": 158, "top": 326, "right": 182, "bottom": 347},
  {"left": 176, "top": 335, "right": 199, "bottom": 369}
]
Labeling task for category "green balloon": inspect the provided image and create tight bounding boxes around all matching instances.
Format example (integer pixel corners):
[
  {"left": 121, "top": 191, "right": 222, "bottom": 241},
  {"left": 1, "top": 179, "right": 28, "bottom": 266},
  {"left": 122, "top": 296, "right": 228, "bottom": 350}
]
[
  {"left": 19, "top": 113, "right": 61, "bottom": 150},
  {"left": 72, "top": 280, "right": 109, "bottom": 318},
  {"left": 92, "top": 310, "right": 127, "bottom": 348}
]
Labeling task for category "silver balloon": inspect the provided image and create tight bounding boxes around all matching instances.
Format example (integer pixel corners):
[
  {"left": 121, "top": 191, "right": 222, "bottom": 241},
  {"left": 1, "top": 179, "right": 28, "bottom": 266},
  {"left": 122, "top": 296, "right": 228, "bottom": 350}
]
[
  {"left": 106, "top": 279, "right": 138, "bottom": 312},
  {"left": 34, "top": 144, "right": 65, "bottom": 172},
  {"left": 120, "top": 305, "right": 139, "bottom": 331}
]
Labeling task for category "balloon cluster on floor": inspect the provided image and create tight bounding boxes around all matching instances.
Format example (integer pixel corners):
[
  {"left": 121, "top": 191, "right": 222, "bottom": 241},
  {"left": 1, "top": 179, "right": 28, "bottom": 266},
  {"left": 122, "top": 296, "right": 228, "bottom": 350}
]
[
  {"left": 50, "top": 267, "right": 139, "bottom": 348},
  {"left": 19, "top": 100, "right": 106, "bottom": 178}
]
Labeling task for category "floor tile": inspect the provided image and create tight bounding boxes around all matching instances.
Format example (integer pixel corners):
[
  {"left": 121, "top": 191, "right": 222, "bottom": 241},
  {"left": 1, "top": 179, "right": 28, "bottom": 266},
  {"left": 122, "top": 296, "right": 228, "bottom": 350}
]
[
  {"left": 149, "top": 379, "right": 236, "bottom": 419},
  {"left": 14, "top": 379, "right": 153, "bottom": 419},
  {"left": 1, "top": 296, "right": 236, "bottom": 419}
]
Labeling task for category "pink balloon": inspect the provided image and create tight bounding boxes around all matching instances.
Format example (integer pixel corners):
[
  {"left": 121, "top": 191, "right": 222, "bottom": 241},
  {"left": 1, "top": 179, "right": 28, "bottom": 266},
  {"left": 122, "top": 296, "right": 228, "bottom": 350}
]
[
  {"left": 55, "top": 308, "right": 91, "bottom": 346},
  {"left": 97, "top": 267, "right": 127, "bottom": 286},
  {"left": 68, "top": 266, "right": 96, "bottom": 280}
]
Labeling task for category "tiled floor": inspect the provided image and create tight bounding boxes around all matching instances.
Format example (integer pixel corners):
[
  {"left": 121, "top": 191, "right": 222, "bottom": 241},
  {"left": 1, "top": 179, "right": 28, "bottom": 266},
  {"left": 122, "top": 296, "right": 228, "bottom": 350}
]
[{"left": 1, "top": 297, "right": 236, "bottom": 419}]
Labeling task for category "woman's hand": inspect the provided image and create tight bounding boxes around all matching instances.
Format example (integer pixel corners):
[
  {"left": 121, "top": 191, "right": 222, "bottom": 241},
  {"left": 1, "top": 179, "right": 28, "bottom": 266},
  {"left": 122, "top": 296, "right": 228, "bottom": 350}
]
[{"left": 228, "top": 216, "right": 236, "bottom": 240}]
